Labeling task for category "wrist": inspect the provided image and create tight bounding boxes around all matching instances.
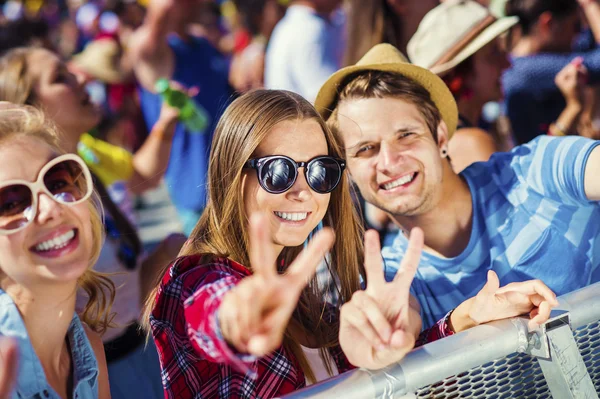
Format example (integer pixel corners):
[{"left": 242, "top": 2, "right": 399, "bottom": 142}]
[
  {"left": 151, "top": 118, "right": 177, "bottom": 140},
  {"left": 450, "top": 298, "right": 479, "bottom": 333}
]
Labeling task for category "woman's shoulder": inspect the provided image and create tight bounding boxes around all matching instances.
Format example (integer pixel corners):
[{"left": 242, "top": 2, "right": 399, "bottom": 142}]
[{"left": 160, "top": 254, "right": 251, "bottom": 291}]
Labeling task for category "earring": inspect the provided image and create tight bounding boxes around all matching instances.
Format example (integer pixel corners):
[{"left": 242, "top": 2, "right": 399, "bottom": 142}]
[{"left": 442, "top": 149, "right": 448, "bottom": 157}]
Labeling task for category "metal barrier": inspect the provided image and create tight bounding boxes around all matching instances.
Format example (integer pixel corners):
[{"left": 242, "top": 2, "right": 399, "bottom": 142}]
[{"left": 280, "top": 281, "right": 600, "bottom": 399}]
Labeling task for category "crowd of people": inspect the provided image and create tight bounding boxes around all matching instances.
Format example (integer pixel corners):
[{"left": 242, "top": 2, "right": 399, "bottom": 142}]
[{"left": 0, "top": 0, "right": 598, "bottom": 398}]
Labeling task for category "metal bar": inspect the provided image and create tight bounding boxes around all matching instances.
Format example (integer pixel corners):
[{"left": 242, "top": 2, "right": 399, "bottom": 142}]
[
  {"left": 279, "top": 318, "right": 529, "bottom": 399},
  {"left": 280, "top": 281, "right": 600, "bottom": 399},
  {"left": 535, "top": 313, "right": 598, "bottom": 398}
]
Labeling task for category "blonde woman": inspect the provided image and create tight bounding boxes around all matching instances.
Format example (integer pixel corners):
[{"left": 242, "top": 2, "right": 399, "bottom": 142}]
[
  {"left": 0, "top": 47, "right": 176, "bottom": 399},
  {"left": 0, "top": 105, "right": 113, "bottom": 399}
]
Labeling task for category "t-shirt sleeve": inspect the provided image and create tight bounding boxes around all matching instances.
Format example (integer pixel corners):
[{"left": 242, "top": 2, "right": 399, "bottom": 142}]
[{"left": 510, "top": 136, "right": 600, "bottom": 205}]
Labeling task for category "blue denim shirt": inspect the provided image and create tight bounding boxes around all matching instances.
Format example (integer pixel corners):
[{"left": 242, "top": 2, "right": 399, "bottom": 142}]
[{"left": 0, "top": 290, "right": 99, "bottom": 399}]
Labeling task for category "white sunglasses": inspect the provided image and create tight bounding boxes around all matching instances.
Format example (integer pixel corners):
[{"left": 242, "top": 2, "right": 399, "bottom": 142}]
[{"left": 0, "top": 153, "right": 93, "bottom": 235}]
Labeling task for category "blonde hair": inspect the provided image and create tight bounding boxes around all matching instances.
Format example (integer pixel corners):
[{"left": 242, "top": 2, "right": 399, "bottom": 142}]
[
  {"left": 142, "top": 90, "right": 365, "bottom": 382},
  {"left": 0, "top": 48, "right": 37, "bottom": 106},
  {"left": 0, "top": 104, "right": 115, "bottom": 334}
]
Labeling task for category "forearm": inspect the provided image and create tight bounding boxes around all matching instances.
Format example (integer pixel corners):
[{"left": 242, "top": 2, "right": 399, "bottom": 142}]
[
  {"left": 582, "top": 1, "right": 600, "bottom": 44},
  {"left": 184, "top": 277, "right": 257, "bottom": 373},
  {"left": 129, "top": 118, "right": 177, "bottom": 193}
]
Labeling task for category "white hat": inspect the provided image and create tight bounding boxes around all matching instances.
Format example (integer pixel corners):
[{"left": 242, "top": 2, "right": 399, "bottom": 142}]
[{"left": 407, "top": 0, "right": 518, "bottom": 75}]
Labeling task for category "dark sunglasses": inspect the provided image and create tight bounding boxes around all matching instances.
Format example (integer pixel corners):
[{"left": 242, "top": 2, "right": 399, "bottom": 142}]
[
  {"left": 0, "top": 154, "right": 93, "bottom": 235},
  {"left": 244, "top": 155, "right": 346, "bottom": 194}
]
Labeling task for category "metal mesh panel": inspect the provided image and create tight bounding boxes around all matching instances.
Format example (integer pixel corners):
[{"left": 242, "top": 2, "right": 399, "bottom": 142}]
[{"left": 412, "top": 320, "right": 600, "bottom": 398}]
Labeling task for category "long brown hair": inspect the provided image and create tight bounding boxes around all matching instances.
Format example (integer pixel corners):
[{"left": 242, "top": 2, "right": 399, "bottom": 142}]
[
  {"left": 344, "top": 0, "right": 403, "bottom": 66},
  {"left": 0, "top": 105, "right": 115, "bottom": 334},
  {"left": 143, "top": 89, "right": 364, "bottom": 382},
  {"left": 0, "top": 47, "right": 143, "bottom": 266}
]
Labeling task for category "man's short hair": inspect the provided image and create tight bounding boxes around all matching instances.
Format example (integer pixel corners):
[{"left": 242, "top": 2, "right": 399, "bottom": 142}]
[{"left": 329, "top": 70, "right": 443, "bottom": 143}]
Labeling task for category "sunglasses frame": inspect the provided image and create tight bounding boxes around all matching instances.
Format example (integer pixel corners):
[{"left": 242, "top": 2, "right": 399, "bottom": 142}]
[
  {"left": 244, "top": 155, "right": 346, "bottom": 194},
  {"left": 0, "top": 153, "right": 93, "bottom": 235}
]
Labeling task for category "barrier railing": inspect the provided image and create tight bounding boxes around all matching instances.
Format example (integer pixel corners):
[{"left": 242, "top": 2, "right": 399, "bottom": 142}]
[{"left": 280, "top": 281, "right": 600, "bottom": 399}]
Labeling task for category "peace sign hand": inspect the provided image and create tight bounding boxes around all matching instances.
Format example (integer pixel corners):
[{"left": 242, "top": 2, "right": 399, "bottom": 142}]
[
  {"left": 219, "top": 214, "right": 335, "bottom": 357},
  {"left": 339, "top": 228, "right": 424, "bottom": 370}
]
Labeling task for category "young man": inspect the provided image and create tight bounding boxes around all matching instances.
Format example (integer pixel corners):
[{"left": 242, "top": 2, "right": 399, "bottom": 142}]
[
  {"left": 130, "top": 0, "right": 232, "bottom": 235},
  {"left": 315, "top": 43, "right": 600, "bottom": 329}
]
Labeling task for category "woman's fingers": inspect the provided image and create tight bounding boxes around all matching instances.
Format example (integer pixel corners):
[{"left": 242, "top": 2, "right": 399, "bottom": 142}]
[
  {"left": 248, "top": 213, "right": 278, "bottom": 279},
  {"left": 219, "top": 294, "right": 247, "bottom": 352},
  {"left": 0, "top": 338, "right": 17, "bottom": 399},
  {"left": 286, "top": 227, "right": 335, "bottom": 291}
]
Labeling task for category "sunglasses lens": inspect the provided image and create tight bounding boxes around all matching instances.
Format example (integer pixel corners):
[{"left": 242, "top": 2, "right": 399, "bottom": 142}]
[
  {"left": 0, "top": 184, "right": 33, "bottom": 231},
  {"left": 260, "top": 158, "right": 296, "bottom": 193},
  {"left": 44, "top": 160, "right": 90, "bottom": 204},
  {"left": 307, "top": 158, "right": 342, "bottom": 193}
]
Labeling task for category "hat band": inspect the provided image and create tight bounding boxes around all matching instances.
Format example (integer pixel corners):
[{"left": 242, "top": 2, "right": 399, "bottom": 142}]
[{"left": 431, "top": 15, "right": 497, "bottom": 69}]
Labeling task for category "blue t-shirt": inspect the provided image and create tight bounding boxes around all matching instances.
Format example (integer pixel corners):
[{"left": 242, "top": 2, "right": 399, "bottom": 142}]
[
  {"left": 0, "top": 290, "right": 99, "bottom": 399},
  {"left": 382, "top": 136, "right": 600, "bottom": 329},
  {"left": 139, "top": 35, "right": 232, "bottom": 211}
]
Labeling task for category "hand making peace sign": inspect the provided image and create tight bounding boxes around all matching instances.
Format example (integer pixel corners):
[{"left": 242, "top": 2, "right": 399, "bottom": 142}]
[
  {"left": 219, "top": 214, "right": 335, "bottom": 357},
  {"left": 339, "top": 228, "right": 424, "bottom": 370}
]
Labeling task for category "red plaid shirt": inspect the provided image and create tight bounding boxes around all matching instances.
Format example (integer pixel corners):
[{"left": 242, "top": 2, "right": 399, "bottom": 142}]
[{"left": 150, "top": 254, "right": 453, "bottom": 399}]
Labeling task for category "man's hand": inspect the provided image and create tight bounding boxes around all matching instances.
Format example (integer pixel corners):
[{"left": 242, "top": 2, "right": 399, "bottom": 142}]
[
  {"left": 451, "top": 271, "right": 559, "bottom": 332},
  {"left": 339, "top": 229, "right": 423, "bottom": 370}
]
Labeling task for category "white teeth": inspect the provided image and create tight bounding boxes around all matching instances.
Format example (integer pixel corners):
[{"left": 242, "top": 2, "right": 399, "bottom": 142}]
[
  {"left": 274, "top": 212, "right": 309, "bottom": 221},
  {"left": 383, "top": 173, "right": 415, "bottom": 190},
  {"left": 34, "top": 230, "right": 75, "bottom": 252}
]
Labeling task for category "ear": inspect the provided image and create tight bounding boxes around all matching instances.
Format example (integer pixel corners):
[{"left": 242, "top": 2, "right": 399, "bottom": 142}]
[
  {"left": 537, "top": 12, "right": 553, "bottom": 36},
  {"left": 435, "top": 120, "right": 450, "bottom": 158}
]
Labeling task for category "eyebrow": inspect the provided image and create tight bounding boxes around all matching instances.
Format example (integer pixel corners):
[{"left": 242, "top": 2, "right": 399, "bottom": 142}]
[{"left": 345, "top": 125, "right": 423, "bottom": 150}]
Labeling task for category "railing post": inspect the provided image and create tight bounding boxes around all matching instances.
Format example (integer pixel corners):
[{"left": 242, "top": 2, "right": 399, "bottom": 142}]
[{"left": 529, "top": 310, "right": 598, "bottom": 399}]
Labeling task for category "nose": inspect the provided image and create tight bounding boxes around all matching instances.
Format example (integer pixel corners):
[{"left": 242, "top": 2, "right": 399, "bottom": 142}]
[
  {"left": 35, "top": 192, "right": 64, "bottom": 225},
  {"left": 285, "top": 169, "right": 312, "bottom": 201},
  {"left": 376, "top": 142, "right": 401, "bottom": 174}
]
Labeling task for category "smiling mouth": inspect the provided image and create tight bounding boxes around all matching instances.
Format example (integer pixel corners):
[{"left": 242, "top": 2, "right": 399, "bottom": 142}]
[
  {"left": 380, "top": 173, "right": 417, "bottom": 190},
  {"left": 274, "top": 211, "right": 310, "bottom": 222},
  {"left": 33, "top": 229, "right": 77, "bottom": 252}
]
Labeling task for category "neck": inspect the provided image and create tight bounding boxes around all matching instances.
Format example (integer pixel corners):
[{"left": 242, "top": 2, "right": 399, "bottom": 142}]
[
  {"left": 293, "top": 1, "right": 335, "bottom": 17},
  {"left": 3, "top": 280, "right": 76, "bottom": 372},
  {"left": 390, "top": 164, "right": 474, "bottom": 258},
  {"left": 62, "top": 132, "right": 79, "bottom": 154},
  {"left": 457, "top": 95, "right": 485, "bottom": 128},
  {"left": 511, "top": 36, "right": 540, "bottom": 57}
]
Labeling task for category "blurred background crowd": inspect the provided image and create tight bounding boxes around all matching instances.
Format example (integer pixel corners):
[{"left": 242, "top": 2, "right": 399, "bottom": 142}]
[{"left": 0, "top": 0, "right": 598, "bottom": 397}]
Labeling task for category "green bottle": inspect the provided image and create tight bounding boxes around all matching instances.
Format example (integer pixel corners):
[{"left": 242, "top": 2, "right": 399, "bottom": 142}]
[{"left": 155, "top": 78, "right": 211, "bottom": 133}]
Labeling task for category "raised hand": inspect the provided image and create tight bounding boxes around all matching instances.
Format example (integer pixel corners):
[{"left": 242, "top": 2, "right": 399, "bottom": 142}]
[
  {"left": 218, "top": 214, "right": 335, "bottom": 357},
  {"left": 555, "top": 57, "right": 588, "bottom": 106},
  {"left": 451, "top": 271, "right": 559, "bottom": 332},
  {"left": 0, "top": 337, "right": 18, "bottom": 399},
  {"left": 339, "top": 229, "right": 423, "bottom": 370}
]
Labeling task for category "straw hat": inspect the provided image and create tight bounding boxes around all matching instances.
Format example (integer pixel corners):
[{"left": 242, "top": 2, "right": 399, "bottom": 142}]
[
  {"left": 314, "top": 43, "right": 458, "bottom": 138},
  {"left": 71, "top": 39, "right": 127, "bottom": 84},
  {"left": 407, "top": 0, "right": 518, "bottom": 75}
]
